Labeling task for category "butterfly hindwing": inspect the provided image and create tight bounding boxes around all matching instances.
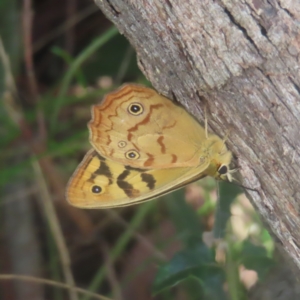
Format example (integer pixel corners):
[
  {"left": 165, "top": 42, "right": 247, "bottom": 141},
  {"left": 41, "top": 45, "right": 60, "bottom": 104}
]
[{"left": 66, "top": 149, "right": 210, "bottom": 208}]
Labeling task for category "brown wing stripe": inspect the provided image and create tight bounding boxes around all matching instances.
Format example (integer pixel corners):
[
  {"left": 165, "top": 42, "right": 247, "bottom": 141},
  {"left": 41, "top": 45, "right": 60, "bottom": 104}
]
[
  {"left": 91, "top": 153, "right": 113, "bottom": 184},
  {"left": 171, "top": 154, "right": 177, "bottom": 163},
  {"left": 127, "top": 104, "right": 163, "bottom": 133},
  {"left": 144, "top": 153, "right": 155, "bottom": 167},
  {"left": 117, "top": 170, "right": 140, "bottom": 198},
  {"left": 95, "top": 153, "right": 106, "bottom": 161},
  {"left": 125, "top": 165, "right": 146, "bottom": 172},
  {"left": 107, "top": 88, "right": 133, "bottom": 102},
  {"left": 141, "top": 173, "right": 156, "bottom": 190},
  {"left": 157, "top": 136, "right": 166, "bottom": 154}
]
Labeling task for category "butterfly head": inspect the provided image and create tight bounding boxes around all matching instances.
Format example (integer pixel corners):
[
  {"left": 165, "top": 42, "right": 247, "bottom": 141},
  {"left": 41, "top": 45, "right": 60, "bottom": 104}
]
[
  {"left": 215, "top": 163, "right": 237, "bottom": 182},
  {"left": 202, "top": 134, "right": 235, "bottom": 182}
]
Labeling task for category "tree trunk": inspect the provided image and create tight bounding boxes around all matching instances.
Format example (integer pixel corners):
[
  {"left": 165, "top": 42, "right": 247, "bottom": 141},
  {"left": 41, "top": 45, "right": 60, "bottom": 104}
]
[{"left": 94, "top": 0, "right": 300, "bottom": 272}]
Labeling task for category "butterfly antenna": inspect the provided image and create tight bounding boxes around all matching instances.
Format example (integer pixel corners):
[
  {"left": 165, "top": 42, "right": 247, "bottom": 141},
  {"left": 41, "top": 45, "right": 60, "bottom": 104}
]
[
  {"left": 220, "top": 130, "right": 231, "bottom": 153},
  {"left": 204, "top": 106, "right": 208, "bottom": 139},
  {"left": 225, "top": 171, "right": 258, "bottom": 192},
  {"left": 230, "top": 181, "right": 257, "bottom": 192}
]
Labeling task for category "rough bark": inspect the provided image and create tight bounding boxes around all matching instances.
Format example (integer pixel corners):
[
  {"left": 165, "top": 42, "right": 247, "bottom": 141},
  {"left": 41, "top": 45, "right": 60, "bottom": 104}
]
[{"left": 94, "top": 0, "right": 300, "bottom": 271}]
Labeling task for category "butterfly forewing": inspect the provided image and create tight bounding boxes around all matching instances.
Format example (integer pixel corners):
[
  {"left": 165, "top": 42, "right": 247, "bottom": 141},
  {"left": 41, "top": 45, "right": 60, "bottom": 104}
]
[{"left": 89, "top": 84, "right": 208, "bottom": 169}]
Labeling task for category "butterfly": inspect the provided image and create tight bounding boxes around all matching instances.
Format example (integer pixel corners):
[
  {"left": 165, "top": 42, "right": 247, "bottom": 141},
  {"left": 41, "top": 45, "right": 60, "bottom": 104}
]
[{"left": 66, "top": 84, "right": 233, "bottom": 208}]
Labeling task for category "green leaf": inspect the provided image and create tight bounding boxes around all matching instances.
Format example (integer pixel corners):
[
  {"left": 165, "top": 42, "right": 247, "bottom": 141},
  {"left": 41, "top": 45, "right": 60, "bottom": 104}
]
[
  {"left": 153, "top": 242, "right": 218, "bottom": 295},
  {"left": 193, "top": 269, "right": 227, "bottom": 300},
  {"left": 240, "top": 240, "right": 275, "bottom": 279}
]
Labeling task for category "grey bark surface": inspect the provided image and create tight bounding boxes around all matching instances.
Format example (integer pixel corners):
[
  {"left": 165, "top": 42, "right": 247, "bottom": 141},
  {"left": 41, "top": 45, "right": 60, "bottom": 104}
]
[{"left": 94, "top": 0, "right": 300, "bottom": 272}]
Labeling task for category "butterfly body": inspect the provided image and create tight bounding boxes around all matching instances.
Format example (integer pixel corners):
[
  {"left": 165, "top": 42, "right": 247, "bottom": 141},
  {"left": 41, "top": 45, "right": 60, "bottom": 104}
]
[{"left": 66, "top": 84, "right": 232, "bottom": 208}]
